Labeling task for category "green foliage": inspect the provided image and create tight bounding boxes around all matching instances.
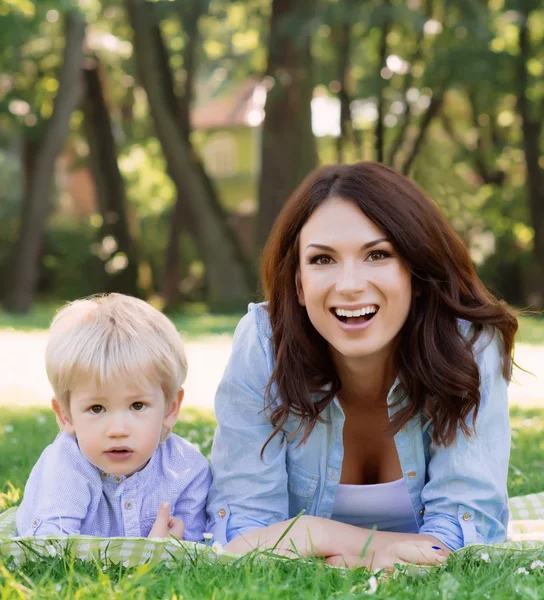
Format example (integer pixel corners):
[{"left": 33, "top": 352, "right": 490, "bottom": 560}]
[{"left": 2, "top": 0, "right": 544, "bottom": 310}]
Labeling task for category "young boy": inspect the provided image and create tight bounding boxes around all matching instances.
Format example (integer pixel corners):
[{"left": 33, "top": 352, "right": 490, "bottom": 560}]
[{"left": 16, "top": 294, "right": 211, "bottom": 541}]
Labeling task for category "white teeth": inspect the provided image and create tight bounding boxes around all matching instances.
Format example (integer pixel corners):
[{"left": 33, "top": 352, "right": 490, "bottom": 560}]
[{"left": 334, "top": 306, "right": 378, "bottom": 318}]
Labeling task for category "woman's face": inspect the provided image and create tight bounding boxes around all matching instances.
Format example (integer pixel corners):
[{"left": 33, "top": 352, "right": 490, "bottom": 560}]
[{"left": 297, "top": 197, "right": 413, "bottom": 363}]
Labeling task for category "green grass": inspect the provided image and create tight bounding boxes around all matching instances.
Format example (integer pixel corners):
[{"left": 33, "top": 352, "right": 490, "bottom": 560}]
[
  {"left": 0, "top": 302, "right": 243, "bottom": 338},
  {"left": 0, "top": 406, "right": 543, "bottom": 598},
  {"left": 1, "top": 301, "right": 543, "bottom": 345}
]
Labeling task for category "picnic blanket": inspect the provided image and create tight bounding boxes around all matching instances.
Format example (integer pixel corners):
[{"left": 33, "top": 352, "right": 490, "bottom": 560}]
[{"left": 0, "top": 492, "right": 543, "bottom": 567}]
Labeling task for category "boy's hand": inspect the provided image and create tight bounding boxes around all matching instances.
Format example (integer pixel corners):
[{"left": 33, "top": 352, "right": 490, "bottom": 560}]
[{"left": 148, "top": 501, "right": 185, "bottom": 540}]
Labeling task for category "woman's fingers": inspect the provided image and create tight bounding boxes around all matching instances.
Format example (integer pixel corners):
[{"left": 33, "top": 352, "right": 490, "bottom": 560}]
[{"left": 395, "top": 541, "right": 447, "bottom": 566}]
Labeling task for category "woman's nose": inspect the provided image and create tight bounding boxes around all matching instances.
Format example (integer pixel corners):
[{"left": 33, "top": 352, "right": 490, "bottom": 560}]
[{"left": 335, "top": 261, "right": 367, "bottom": 295}]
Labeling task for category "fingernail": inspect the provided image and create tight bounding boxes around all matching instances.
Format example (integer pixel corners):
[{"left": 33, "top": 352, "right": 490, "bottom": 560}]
[
  {"left": 162, "top": 501, "right": 170, "bottom": 509},
  {"left": 432, "top": 546, "right": 443, "bottom": 551}
]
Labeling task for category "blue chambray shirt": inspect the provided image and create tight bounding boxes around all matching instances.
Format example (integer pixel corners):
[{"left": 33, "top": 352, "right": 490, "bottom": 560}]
[
  {"left": 206, "top": 302, "right": 511, "bottom": 551},
  {"left": 16, "top": 432, "right": 211, "bottom": 541}
]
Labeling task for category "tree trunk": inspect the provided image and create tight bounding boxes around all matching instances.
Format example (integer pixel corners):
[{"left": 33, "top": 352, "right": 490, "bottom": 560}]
[
  {"left": 400, "top": 90, "right": 445, "bottom": 175},
  {"left": 332, "top": 7, "right": 354, "bottom": 165},
  {"left": 256, "top": 0, "right": 318, "bottom": 250},
  {"left": 517, "top": 13, "right": 544, "bottom": 308},
  {"left": 82, "top": 59, "right": 141, "bottom": 297},
  {"left": 127, "top": 0, "right": 253, "bottom": 311},
  {"left": 375, "top": 1, "right": 391, "bottom": 164},
  {"left": 3, "top": 12, "right": 85, "bottom": 313}
]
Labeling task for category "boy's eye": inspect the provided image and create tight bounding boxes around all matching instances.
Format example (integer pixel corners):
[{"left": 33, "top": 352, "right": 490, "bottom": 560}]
[
  {"left": 310, "top": 255, "right": 333, "bottom": 266},
  {"left": 131, "top": 402, "right": 145, "bottom": 411},
  {"left": 90, "top": 405, "right": 104, "bottom": 414}
]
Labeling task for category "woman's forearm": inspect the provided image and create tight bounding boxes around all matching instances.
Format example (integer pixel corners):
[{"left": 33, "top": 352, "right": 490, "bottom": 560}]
[{"left": 225, "top": 516, "right": 451, "bottom": 560}]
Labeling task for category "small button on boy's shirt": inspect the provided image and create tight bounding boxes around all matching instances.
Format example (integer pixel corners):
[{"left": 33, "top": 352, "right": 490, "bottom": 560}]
[{"left": 15, "top": 432, "right": 211, "bottom": 541}]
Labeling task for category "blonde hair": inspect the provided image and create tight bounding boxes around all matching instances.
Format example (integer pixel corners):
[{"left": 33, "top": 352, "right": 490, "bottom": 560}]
[{"left": 46, "top": 294, "right": 188, "bottom": 414}]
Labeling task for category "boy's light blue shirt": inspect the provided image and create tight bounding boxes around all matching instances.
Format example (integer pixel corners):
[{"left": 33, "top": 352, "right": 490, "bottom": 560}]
[
  {"left": 17, "top": 432, "right": 211, "bottom": 541},
  {"left": 206, "top": 302, "right": 511, "bottom": 551}
]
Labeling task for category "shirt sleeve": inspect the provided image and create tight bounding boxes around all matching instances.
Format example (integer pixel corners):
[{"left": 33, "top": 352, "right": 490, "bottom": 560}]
[
  {"left": 419, "top": 328, "right": 511, "bottom": 550},
  {"left": 206, "top": 304, "right": 289, "bottom": 545},
  {"left": 15, "top": 433, "right": 100, "bottom": 536},
  {"left": 172, "top": 453, "right": 212, "bottom": 542}
]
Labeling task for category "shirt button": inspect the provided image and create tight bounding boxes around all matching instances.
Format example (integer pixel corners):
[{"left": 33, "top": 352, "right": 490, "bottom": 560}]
[
  {"left": 218, "top": 508, "right": 226, "bottom": 518},
  {"left": 463, "top": 512, "right": 471, "bottom": 521},
  {"left": 408, "top": 471, "right": 416, "bottom": 478},
  {"left": 31, "top": 518, "right": 41, "bottom": 528},
  {"left": 101, "top": 472, "right": 109, "bottom": 479},
  {"left": 330, "top": 469, "right": 337, "bottom": 481},
  {"left": 124, "top": 501, "right": 133, "bottom": 510},
  {"left": 114, "top": 476, "right": 122, "bottom": 483},
  {"left": 322, "top": 513, "right": 329, "bottom": 519},
  {"left": 419, "top": 509, "right": 425, "bottom": 516}
]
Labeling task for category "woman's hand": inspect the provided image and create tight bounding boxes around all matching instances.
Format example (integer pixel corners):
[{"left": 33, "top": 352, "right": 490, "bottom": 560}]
[
  {"left": 147, "top": 501, "right": 185, "bottom": 540},
  {"left": 325, "top": 539, "right": 448, "bottom": 571}
]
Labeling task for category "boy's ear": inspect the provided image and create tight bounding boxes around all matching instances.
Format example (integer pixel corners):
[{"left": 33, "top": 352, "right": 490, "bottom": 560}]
[
  {"left": 163, "top": 388, "right": 184, "bottom": 429},
  {"left": 51, "top": 398, "right": 76, "bottom": 435}
]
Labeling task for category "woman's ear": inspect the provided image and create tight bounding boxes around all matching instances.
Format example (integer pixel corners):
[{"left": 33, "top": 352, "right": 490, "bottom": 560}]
[
  {"left": 163, "top": 389, "right": 184, "bottom": 429},
  {"left": 295, "top": 271, "right": 306, "bottom": 306},
  {"left": 51, "top": 398, "right": 76, "bottom": 435}
]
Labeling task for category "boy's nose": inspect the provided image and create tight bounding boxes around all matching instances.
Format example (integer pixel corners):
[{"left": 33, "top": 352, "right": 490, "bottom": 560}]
[{"left": 106, "top": 416, "right": 129, "bottom": 437}]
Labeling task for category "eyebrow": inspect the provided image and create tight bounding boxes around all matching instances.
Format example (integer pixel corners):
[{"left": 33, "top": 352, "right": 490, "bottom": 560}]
[{"left": 305, "top": 237, "right": 390, "bottom": 252}]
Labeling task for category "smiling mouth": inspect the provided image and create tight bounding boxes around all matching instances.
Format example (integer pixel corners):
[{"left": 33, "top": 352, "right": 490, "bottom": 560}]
[{"left": 331, "top": 306, "right": 379, "bottom": 325}]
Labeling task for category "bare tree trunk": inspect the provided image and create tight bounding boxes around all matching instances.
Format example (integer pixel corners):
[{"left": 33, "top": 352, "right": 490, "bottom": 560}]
[
  {"left": 127, "top": 0, "right": 253, "bottom": 311},
  {"left": 517, "top": 13, "right": 544, "bottom": 308},
  {"left": 3, "top": 12, "right": 85, "bottom": 313},
  {"left": 400, "top": 90, "right": 445, "bottom": 175},
  {"left": 82, "top": 59, "right": 141, "bottom": 297},
  {"left": 333, "top": 6, "right": 355, "bottom": 164},
  {"left": 387, "top": 0, "right": 432, "bottom": 167},
  {"left": 375, "top": 0, "right": 391, "bottom": 164},
  {"left": 256, "top": 0, "right": 318, "bottom": 250}
]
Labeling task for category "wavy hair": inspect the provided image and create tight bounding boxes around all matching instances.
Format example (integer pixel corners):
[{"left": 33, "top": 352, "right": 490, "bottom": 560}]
[{"left": 260, "top": 162, "right": 517, "bottom": 450}]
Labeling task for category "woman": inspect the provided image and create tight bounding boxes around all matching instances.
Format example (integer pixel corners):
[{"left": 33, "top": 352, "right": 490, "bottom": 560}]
[{"left": 206, "top": 162, "right": 517, "bottom": 569}]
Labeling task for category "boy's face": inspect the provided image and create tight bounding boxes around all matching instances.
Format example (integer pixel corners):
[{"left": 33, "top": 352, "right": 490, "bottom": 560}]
[{"left": 53, "top": 379, "right": 183, "bottom": 477}]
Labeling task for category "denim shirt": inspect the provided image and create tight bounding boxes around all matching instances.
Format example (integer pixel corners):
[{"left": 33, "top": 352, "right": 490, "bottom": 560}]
[{"left": 206, "top": 303, "right": 510, "bottom": 551}]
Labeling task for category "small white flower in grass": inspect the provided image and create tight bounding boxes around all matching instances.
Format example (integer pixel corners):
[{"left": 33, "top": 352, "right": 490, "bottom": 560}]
[
  {"left": 3, "top": 425, "right": 13, "bottom": 433},
  {"left": 46, "top": 546, "right": 57, "bottom": 557},
  {"left": 530, "top": 560, "right": 544, "bottom": 570},
  {"left": 516, "top": 567, "right": 529, "bottom": 575},
  {"left": 203, "top": 532, "right": 213, "bottom": 542},
  {"left": 211, "top": 541, "right": 224, "bottom": 555},
  {"left": 366, "top": 575, "right": 378, "bottom": 595},
  {"left": 479, "top": 552, "right": 490, "bottom": 563}
]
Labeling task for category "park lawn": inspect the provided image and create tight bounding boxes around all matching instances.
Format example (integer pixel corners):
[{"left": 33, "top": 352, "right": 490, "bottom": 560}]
[
  {"left": 1, "top": 302, "right": 544, "bottom": 345},
  {"left": 0, "top": 406, "right": 543, "bottom": 599}
]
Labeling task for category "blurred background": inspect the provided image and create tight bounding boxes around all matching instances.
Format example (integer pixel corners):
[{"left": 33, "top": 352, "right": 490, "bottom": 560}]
[{"left": 1, "top": 0, "right": 543, "bottom": 317}]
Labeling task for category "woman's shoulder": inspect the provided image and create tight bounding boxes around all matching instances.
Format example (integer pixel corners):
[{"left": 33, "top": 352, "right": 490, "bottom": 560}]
[
  {"left": 457, "top": 319, "right": 504, "bottom": 379},
  {"left": 231, "top": 302, "right": 275, "bottom": 363},
  {"left": 236, "top": 302, "right": 273, "bottom": 340}
]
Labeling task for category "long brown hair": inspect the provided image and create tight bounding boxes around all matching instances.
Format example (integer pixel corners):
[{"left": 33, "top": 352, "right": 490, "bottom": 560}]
[{"left": 261, "top": 162, "right": 517, "bottom": 450}]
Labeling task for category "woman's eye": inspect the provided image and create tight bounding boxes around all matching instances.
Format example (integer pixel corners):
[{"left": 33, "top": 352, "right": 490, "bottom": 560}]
[
  {"left": 90, "top": 405, "right": 104, "bottom": 414},
  {"left": 131, "top": 402, "right": 145, "bottom": 411},
  {"left": 310, "top": 255, "right": 333, "bottom": 265},
  {"left": 368, "top": 250, "right": 390, "bottom": 262}
]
